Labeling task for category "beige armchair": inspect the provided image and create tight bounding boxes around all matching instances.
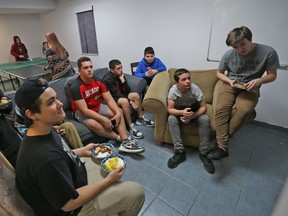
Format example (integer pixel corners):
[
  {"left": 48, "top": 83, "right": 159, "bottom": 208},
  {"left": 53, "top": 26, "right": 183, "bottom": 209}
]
[{"left": 142, "top": 68, "right": 256, "bottom": 147}]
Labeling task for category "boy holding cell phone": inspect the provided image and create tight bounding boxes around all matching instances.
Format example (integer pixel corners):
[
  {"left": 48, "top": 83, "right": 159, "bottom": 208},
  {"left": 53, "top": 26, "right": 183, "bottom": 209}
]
[{"left": 70, "top": 57, "right": 145, "bottom": 154}]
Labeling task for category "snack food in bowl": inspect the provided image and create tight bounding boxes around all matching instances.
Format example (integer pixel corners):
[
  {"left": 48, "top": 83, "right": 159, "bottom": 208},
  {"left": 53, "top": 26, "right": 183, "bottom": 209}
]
[
  {"left": 234, "top": 83, "right": 247, "bottom": 90},
  {"left": 91, "top": 143, "right": 114, "bottom": 159},
  {"left": 101, "top": 154, "right": 127, "bottom": 173},
  {"left": 0, "top": 99, "right": 11, "bottom": 108},
  {"left": 1, "top": 99, "right": 8, "bottom": 103}
]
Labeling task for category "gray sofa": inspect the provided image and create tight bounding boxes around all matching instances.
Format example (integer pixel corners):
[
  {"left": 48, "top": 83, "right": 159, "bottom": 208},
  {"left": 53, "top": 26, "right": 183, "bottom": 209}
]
[{"left": 5, "top": 67, "right": 147, "bottom": 145}]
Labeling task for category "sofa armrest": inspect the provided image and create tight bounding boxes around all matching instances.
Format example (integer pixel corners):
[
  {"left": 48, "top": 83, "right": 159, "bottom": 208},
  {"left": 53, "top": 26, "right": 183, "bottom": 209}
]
[{"left": 143, "top": 71, "right": 171, "bottom": 143}]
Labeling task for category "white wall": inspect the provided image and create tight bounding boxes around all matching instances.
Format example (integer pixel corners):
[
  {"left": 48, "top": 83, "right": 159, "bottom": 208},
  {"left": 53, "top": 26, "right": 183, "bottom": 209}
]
[
  {"left": 38, "top": 0, "right": 218, "bottom": 70},
  {"left": 1, "top": 0, "right": 287, "bottom": 129},
  {"left": 0, "top": 14, "right": 43, "bottom": 63}
]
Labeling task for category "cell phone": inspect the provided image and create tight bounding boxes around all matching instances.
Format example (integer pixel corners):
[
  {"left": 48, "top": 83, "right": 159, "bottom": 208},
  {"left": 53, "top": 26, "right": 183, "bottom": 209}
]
[{"left": 111, "top": 119, "right": 116, "bottom": 126}]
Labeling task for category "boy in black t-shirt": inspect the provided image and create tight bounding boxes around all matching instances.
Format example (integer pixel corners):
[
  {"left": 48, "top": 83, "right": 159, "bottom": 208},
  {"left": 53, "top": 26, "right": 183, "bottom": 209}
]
[{"left": 14, "top": 78, "right": 144, "bottom": 216}]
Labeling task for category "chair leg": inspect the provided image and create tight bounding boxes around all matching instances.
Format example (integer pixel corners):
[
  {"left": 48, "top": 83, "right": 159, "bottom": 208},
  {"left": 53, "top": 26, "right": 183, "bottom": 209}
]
[{"left": 0, "top": 75, "right": 6, "bottom": 91}]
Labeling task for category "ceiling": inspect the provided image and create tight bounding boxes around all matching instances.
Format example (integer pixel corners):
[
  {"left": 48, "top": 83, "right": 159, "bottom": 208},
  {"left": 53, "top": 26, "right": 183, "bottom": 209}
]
[
  {"left": 0, "top": 8, "right": 53, "bottom": 14},
  {"left": 0, "top": 0, "right": 58, "bottom": 14}
]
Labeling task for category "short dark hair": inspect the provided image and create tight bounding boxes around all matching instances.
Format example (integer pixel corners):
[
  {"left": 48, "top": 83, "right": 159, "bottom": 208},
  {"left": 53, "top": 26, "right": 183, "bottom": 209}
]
[
  {"left": 144, "top": 46, "right": 155, "bottom": 55},
  {"left": 174, "top": 68, "right": 190, "bottom": 82},
  {"left": 109, "top": 59, "right": 121, "bottom": 70},
  {"left": 77, "top": 56, "right": 91, "bottom": 69},
  {"left": 42, "top": 41, "right": 48, "bottom": 54},
  {"left": 226, "top": 26, "right": 252, "bottom": 47}
]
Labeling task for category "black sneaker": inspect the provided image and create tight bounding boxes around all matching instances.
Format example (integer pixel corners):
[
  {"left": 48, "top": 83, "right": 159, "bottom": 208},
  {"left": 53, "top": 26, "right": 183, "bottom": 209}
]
[
  {"left": 129, "top": 124, "right": 144, "bottom": 139},
  {"left": 119, "top": 138, "right": 145, "bottom": 154},
  {"left": 135, "top": 116, "right": 155, "bottom": 127},
  {"left": 207, "top": 148, "right": 229, "bottom": 160},
  {"left": 199, "top": 153, "right": 215, "bottom": 174},
  {"left": 167, "top": 151, "right": 186, "bottom": 168}
]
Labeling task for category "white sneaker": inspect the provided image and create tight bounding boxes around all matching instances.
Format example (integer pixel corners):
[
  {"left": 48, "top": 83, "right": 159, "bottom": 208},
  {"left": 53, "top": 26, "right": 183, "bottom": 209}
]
[{"left": 119, "top": 138, "right": 145, "bottom": 154}]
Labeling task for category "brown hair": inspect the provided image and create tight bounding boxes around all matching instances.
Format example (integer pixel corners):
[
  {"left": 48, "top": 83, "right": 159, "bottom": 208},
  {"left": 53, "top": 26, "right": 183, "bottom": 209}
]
[
  {"left": 225, "top": 26, "right": 252, "bottom": 47},
  {"left": 45, "top": 32, "right": 65, "bottom": 58}
]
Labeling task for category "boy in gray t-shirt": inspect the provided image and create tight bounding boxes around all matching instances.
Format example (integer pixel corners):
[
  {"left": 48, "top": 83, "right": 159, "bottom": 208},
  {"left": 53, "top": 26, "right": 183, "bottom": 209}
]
[
  {"left": 208, "top": 26, "right": 280, "bottom": 160},
  {"left": 167, "top": 68, "right": 215, "bottom": 174}
]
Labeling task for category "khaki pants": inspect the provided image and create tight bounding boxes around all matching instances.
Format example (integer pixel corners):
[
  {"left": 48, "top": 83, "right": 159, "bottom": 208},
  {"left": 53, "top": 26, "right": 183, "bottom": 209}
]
[
  {"left": 215, "top": 81, "right": 259, "bottom": 150},
  {"left": 58, "top": 122, "right": 83, "bottom": 149},
  {"left": 78, "top": 158, "right": 145, "bottom": 216}
]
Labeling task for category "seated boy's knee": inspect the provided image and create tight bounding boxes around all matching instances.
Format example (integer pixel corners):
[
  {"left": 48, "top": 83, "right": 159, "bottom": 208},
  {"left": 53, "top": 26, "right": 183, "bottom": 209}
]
[
  {"left": 197, "top": 114, "right": 211, "bottom": 127},
  {"left": 129, "top": 92, "right": 140, "bottom": 100},
  {"left": 168, "top": 115, "right": 178, "bottom": 124},
  {"left": 237, "top": 106, "right": 254, "bottom": 115},
  {"left": 87, "top": 119, "right": 101, "bottom": 130},
  {"left": 118, "top": 98, "right": 129, "bottom": 107}
]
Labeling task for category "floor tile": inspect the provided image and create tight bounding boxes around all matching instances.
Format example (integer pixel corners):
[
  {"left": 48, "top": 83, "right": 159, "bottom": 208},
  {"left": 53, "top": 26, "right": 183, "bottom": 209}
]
[
  {"left": 133, "top": 162, "right": 171, "bottom": 195},
  {"left": 236, "top": 174, "right": 284, "bottom": 216},
  {"left": 141, "top": 198, "right": 184, "bottom": 216},
  {"left": 138, "top": 189, "right": 156, "bottom": 216},
  {"left": 200, "top": 173, "right": 243, "bottom": 210},
  {"left": 157, "top": 178, "right": 199, "bottom": 215},
  {"left": 188, "top": 194, "right": 234, "bottom": 216}
]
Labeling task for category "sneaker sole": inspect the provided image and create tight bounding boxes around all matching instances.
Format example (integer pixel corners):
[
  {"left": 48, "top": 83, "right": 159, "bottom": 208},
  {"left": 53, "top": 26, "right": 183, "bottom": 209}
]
[
  {"left": 145, "top": 124, "right": 154, "bottom": 128},
  {"left": 118, "top": 147, "right": 145, "bottom": 154},
  {"left": 130, "top": 135, "right": 144, "bottom": 139},
  {"left": 135, "top": 123, "right": 155, "bottom": 127}
]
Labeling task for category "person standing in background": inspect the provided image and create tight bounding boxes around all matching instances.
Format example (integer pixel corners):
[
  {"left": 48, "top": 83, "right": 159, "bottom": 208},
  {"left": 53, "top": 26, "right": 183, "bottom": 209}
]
[
  {"left": 42, "top": 41, "right": 49, "bottom": 55},
  {"left": 44, "top": 32, "right": 75, "bottom": 81},
  {"left": 10, "top": 35, "right": 29, "bottom": 61}
]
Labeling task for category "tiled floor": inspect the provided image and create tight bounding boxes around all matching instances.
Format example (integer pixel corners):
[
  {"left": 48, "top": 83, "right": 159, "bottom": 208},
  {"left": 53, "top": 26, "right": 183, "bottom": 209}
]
[{"left": 120, "top": 113, "right": 288, "bottom": 216}]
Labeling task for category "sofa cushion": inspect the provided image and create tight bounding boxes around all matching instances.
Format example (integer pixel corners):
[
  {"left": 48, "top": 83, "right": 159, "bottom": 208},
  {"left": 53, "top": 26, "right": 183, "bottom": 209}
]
[
  {"left": 94, "top": 67, "right": 109, "bottom": 79},
  {"left": 49, "top": 77, "right": 71, "bottom": 111},
  {"left": 168, "top": 68, "right": 218, "bottom": 104},
  {"left": 64, "top": 75, "right": 78, "bottom": 110}
]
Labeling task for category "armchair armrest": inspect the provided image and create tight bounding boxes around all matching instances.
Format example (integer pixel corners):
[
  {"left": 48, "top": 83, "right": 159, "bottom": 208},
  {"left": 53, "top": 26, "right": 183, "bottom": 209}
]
[{"left": 143, "top": 71, "right": 171, "bottom": 143}]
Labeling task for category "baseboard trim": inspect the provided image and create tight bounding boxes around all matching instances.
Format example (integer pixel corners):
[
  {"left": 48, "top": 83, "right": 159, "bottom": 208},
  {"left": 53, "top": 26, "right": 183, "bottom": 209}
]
[{"left": 250, "top": 120, "right": 288, "bottom": 133}]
